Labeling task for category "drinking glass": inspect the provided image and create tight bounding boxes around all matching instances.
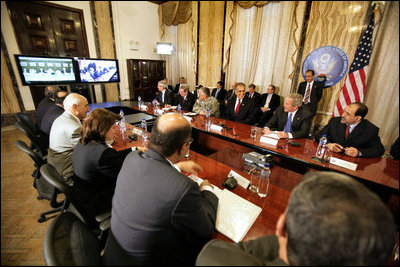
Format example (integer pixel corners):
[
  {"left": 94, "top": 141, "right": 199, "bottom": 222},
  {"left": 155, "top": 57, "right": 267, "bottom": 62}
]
[{"left": 250, "top": 126, "right": 257, "bottom": 140}]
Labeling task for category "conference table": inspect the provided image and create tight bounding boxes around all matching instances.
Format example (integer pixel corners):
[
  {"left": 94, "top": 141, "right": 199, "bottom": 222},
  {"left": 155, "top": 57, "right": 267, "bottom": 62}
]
[{"left": 91, "top": 101, "right": 399, "bottom": 242}]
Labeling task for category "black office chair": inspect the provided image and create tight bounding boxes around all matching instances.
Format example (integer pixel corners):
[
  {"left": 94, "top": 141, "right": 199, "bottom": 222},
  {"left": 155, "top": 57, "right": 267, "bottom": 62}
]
[
  {"left": 15, "top": 120, "right": 47, "bottom": 157},
  {"left": 40, "top": 163, "right": 110, "bottom": 245},
  {"left": 43, "top": 211, "right": 102, "bottom": 266},
  {"left": 14, "top": 140, "right": 63, "bottom": 223},
  {"left": 15, "top": 112, "right": 39, "bottom": 136}
]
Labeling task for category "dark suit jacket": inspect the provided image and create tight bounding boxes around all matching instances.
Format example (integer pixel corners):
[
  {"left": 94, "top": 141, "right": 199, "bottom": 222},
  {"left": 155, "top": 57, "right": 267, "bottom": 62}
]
[
  {"left": 156, "top": 88, "right": 176, "bottom": 106},
  {"left": 212, "top": 88, "right": 227, "bottom": 102},
  {"left": 314, "top": 117, "right": 385, "bottom": 157},
  {"left": 259, "top": 93, "right": 280, "bottom": 110},
  {"left": 36, "top": 97, "right": 55, "bottom": 128},
  {"left": 71, "top": 142, "right": 131, "bottom": 228},
  {"left": 174, "top": 83, "right": 181, "bottom": 94},
  {"left": 245, "top": 91, "right": 261, "bottom": 107},
  {"left": 297, "top": 81, "right": 323, "bottom": 116},
  {"left": 196, "top": 235, "right": 287, "bottom": 266},
  {"left": 40, "top": 104, "right": 64, "bottom": 135},
  {"left": 225, "top": 89, "right": 236, "bottom": 102},
  {"left": 266, "top": 106, "right": 312, "bottom": 139},
  {"left": 225, "top": 96, "right": 256, "bottom": 125},
  {"left": 177, "top": 91, "right": 196, "bottom": 111},
  {"left": 108, "top": 148, "right": 218, "bottom": 265}
]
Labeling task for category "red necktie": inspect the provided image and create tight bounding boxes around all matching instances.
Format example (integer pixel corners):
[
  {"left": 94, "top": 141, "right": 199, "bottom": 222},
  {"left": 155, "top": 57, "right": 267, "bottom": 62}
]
[
  {"left": 304, "top": 83, "right": 311, "bottom": 104},
  {"left": 345, "top": 124, "right": 350, "bottom": 139},
  {"left": 235, "top": 99, "right": 241, "bottom": 116},
  {"left": 182, "top": 96, "right": 185, "bottom": 105}
]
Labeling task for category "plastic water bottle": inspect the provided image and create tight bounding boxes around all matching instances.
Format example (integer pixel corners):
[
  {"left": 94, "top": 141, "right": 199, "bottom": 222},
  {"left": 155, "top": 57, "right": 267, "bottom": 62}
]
[
  {"left": 257, "top": 163, "right": 271, "bottom": 198},
  {"left": 205, "top": 108, "right": 210, "bottom": 119},
  {"left": 205, "top": 109, "right": 211, "bottom": 129},
  {"left": 138, "top": 96, "right": 142, "bottom": 109},
  {"left": 177, "top": 104, "right": 182, "bottom": 114},
  {"left": 119, "top": 109, "right": 127, "bottom": 141},
  {"left": 140, "top": 118, "right": 147, "bottom": 132},
  {"left": 153, "top": 98, "right": 158, "bottom": 113},
  {"left": 315, "top": 134, "right": 328, "bottom": 160}
]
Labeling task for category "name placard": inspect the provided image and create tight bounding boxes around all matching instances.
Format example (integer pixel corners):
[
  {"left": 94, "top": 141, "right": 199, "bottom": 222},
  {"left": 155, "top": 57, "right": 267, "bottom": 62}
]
[
  {"left": 329, "top": 157, "right": 358, "bottom": 171},
  {"left": 260, "top": 136, "right": 278, "bottom": 146},
  {"left": 156, "top": 109, "right": 164, "bottom": 115},
  {"left": 210, "top": 124, "right": 223, "bottom": 132},
  {"left": 139, "top": 104, "right": 148, "bottom": 110},
  {"left": 228, "top": 170, "right": 250, "bottom": 189}
]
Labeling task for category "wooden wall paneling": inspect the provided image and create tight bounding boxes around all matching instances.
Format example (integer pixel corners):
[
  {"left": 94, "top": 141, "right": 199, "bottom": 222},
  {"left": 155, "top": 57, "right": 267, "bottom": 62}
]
[
  {"left": 1, "top": 50, "right": 21, "bottom": 114},
  {"left": 94, "top": 1, "right": 119, "bottom": 102},
  {"left": 198, "top": 1, "right": 225, "bottom": 87},
  {"left": 300, "top": 1, "right": 369, "bottom": 127}
]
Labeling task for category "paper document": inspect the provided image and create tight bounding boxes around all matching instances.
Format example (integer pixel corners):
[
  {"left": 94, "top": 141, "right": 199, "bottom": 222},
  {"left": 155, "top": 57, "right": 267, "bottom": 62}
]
[
  {"left": 188, "top": 174, "right": 262, "bottom": 243},
  {"left": 262, "top": 132, "right": 281, "bottom": 139}
]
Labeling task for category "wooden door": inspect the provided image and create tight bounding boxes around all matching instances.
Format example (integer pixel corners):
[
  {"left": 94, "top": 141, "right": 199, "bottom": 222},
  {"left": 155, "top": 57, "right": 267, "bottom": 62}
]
[{"left": 127, "top": 59, "right": 166, "bottom": 102}]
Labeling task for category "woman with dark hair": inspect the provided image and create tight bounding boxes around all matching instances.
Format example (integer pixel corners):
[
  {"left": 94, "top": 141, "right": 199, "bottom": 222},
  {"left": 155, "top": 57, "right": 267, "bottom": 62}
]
[{"left": 71, "top": 108, "right": 139, "bottom": 228}]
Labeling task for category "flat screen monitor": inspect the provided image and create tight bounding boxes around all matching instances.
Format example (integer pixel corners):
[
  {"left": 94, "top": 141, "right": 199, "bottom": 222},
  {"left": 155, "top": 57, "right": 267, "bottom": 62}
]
[
  {"left": 156, "top": 42, "right": 173, "bottom": 55},
  {"left": 14, "top": 55, "right": 77, "bottom": 85},
  {"left": 77, "top": 58, "right": 120, "bottom": 83}
]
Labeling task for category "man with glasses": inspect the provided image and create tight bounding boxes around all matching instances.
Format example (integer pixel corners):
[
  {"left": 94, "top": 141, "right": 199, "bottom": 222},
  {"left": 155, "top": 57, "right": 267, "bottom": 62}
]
[
  {"left": 104, "top": 113, "right": 218, "bottom": 266},
  {"left": 225, "top": 82, "right": 256, "bottom": 125},
  {"left": 315, "top": 102, "right": 384, "bottom": 157}
]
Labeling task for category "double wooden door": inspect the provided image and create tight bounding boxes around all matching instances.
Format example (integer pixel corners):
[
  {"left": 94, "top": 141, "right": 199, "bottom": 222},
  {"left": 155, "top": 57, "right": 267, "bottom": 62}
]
[{"left": 127, "top": 59, "right": 166, "bottom": 102}]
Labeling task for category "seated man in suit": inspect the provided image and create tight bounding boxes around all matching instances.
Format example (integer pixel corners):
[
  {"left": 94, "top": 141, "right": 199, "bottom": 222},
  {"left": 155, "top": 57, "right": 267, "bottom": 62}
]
[
  {"left": 174, "top": 76, "right": 185, "bottom": 93},
  {"left": 193, "top": 87, "right": 220, "bottom": 117},
  {"left": 177, "top": 84, "right": 195, "bottom": 111},
  {"left": 196, "top": 171, "right": 396, "bottom": 266},
  {"left": 245, "top": 83, "right": 261, "bottom": 107},
  {"left": 47, "top": 93, "right": 90, "bottom": 186},
  {"left": 263, "top": 93, "right": 312, "bottom": 139},
  {"left": 315, "top": 102, "right": 385, "bottom": 158},
  {"left": 104, "top": 113, "right": 218, "bottom": 265},
  {"left": 212, "top": 81, "right": 227, "bottom": 118},
  {"left": 225, "top": 82, "right": 256, "bottom": 125},
  {"left": 155, "top": 80, "right": 176, "bottom": 107},
  {"left": 258, "top": 84, "right": 280, "bottom": 127},
  {"left": 297, "top": 69, "right": 323, "bottom": 117},
  {"left": 224, "top": 81, "right": 237, "bottom": 105},
  {"left": 36, "top": 85, "right": 61, "bottom": 129}
]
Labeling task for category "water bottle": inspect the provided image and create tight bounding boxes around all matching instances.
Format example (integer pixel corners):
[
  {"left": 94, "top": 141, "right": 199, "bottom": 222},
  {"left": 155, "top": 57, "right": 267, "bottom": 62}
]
[
  {"left": 315, "top": 134, "right": 328, "bottom": 160},
  {"left": 258, "top": 163, "right": 271, "bottom": 198},
  {"left": 119, "top": 109, "right": 127, "bottom": 141},
  {"left": 177, "top": 104, "right": 182, "bottom": 114},
  {"left": 138, "top": 96, "right": 142, "bottom": 109},
  {"left": 140, "top": 118, "right": 147, "bottom": 132},
  {"left": 153, "top": 98, "right": 158, "bottom": 113},
  {"left": 205, "top": 109, "right": 210, "bottom": 119}
]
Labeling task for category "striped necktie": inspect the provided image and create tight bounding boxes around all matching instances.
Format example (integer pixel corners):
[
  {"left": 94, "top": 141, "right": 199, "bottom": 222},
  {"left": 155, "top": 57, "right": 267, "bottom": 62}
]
[{"left": 304, "top": 83, "right": 311, "bottom": 104}]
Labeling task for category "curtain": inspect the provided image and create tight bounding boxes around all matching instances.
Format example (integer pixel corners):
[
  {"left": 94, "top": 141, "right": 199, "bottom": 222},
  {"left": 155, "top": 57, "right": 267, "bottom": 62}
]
[
  {"left": 225, "top": 1, "right": 305, "bottom": 96},
  {"left": 364, "top": 1, "right": 399, "bottom": 149}
]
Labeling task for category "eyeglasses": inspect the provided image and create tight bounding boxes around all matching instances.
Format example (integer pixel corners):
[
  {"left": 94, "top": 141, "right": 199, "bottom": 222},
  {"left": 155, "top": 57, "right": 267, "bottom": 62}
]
[{"left": 185, "top": 137, "right": 193, "bottom": 145}]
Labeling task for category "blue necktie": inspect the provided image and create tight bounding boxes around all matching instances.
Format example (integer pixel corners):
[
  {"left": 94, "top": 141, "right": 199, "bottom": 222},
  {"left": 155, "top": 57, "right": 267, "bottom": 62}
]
[{"left": 284, "top": 113, "right": 292, "bottom": 133}]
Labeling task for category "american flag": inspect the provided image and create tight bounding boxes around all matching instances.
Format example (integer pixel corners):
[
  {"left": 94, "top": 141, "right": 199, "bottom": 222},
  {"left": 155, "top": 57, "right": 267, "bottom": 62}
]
[{"left": 333, "top": 12, "right": 375, "bottom": 117}]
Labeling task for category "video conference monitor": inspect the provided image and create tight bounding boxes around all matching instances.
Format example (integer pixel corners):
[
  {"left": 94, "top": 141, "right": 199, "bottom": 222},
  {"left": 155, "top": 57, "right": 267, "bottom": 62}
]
[
  {"left": 14, "top": 55, "right": 77, "bottom": 85},
  {"left": 77, "top": 58, "right": 120, "bottom": 83}
]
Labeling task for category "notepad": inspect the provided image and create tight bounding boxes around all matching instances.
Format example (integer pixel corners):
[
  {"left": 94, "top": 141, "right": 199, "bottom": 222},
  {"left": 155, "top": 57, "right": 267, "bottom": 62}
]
[{"left": 188, "top": 174, "right": 262, "bottom": 243}]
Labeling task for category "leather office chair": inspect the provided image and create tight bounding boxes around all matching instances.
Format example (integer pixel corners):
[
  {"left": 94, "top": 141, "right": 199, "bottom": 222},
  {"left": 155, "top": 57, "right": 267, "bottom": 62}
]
[
  {"left": 14, "top": 120, "right": 47, "bottom": 157},
  {"left": 14, "top": 140, "right": 63, "bottom": 223},
  {"left": 43, "top": 211, "right": 102, "bottom": 266},
  {"left": 40, "top": 163, "right": 110, "bottom": 246}
]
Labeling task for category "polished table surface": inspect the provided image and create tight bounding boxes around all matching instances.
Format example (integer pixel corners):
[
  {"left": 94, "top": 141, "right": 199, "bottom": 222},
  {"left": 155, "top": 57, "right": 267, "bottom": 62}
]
[
  {"left": 111, "top": 124, "right": 298, "bottom": 242},
  {"left": 90, "top": 101, "right": 399, "bottom": 191}
]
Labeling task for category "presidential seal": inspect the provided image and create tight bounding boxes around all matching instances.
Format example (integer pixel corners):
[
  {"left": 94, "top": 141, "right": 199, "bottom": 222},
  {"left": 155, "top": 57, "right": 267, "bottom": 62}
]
[{"left": 302, "top": 46, "right": 349, "bottom": 88}]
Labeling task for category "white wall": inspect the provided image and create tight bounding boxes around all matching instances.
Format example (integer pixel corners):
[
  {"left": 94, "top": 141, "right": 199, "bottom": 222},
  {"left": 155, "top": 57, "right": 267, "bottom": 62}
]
[{"left": 112, "top": 1, "right": 161, "bottom": 100}]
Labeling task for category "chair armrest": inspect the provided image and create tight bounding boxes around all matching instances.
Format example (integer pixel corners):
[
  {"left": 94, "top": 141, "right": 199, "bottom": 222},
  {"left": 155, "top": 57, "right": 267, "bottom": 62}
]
[
  {"left": 95, "top": 210, "right": 111, "bottom": 223},
  {"left": 99, "top": 217, "right": 110, "bottom": 231}
]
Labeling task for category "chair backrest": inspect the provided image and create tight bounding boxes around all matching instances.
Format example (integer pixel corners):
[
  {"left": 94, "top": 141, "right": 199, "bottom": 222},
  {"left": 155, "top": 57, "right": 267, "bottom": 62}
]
[
  {"left": 15, "top": 112, "right": 39, "bottom": 135},
  {"left": 43, "top": 211, "right": 101, "bottom": 266},
  {"left": 15, "top": 121, "right": 47, "bottom": 157},
  {"left": 40, "top": 163, "right": 72, "bottom": 203},
  {"left": 14, "top": 140, "right": 46, "bottom": 169}
]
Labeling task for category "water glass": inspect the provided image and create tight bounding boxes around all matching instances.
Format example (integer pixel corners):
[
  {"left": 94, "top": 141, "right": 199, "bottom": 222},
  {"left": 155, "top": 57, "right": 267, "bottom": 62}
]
[
  {"left": 250, "top": 126, "right": 257, "bottom": 140},
  {"left": 249, "top": 168, "right": 261, "bottom": 193}
]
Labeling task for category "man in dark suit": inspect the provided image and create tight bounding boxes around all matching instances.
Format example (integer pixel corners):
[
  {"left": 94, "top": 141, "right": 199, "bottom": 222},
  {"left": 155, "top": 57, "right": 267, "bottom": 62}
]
[
  {"left": 174, "top": 76, "right": 185, "bottom": 93},
  {"left": 315, "top": 102, "right": 385, "bottom": 158},
  {"left": 225, "top": 82, "right": 256, "bottom": 125},
  {"left": 104, "top": 113, "right": 218, "bottom": 266},
  {"left": 212, "top": 81, "right": 227, "bottom": 118},
  {"left": 297, "top": 69, "right": 323, "bottom": 117},
  {"left": 196, "top": 171, "right": 396, "bottom": 266},
  {"left": 258, "top": 84, "right": 280, "bottom": 127},
  {"left": 245, "top": 83, "right": 261, "bottom": 107},
  {"left": 155, "top": 80, "right": 176, "bottom": 106},
  {"left": 263, "top": 93, "right": 312, "bottom": 139},
  {"left": 177, "top": 84, "right": 195, "bottom": 111},
  {"left": 36, "top": 85, "right": 61, "bottom": 128},
  {"left": 224, "top": 81, "right": 237, "bottom": 105}
]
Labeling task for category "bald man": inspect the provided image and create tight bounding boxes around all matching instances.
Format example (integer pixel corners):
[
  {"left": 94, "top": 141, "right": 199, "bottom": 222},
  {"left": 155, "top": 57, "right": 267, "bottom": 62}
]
[
  {"left": 47, "top": 93, "right": 89, "bottom": 185},
  {"left": 104, "top": 113, "right": 219, "bottom": 266}
]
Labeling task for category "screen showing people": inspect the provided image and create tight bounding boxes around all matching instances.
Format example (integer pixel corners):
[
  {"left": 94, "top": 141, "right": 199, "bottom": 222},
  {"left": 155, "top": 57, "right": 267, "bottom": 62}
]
[
  {"left": 15, "top": 56, "right": 76, "bottom": 85},
  {"left": 78, "top": 59, "right": 119, "bottom": 83}
]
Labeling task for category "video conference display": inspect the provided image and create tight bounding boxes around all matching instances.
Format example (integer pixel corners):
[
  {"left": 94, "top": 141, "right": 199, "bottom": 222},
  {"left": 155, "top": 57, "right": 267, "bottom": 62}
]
[
  {"left": 14, "top": 55, "right": 120, "bottom": 86},
  {"left": 78, "top": 58, "right": 120, "bottom": 83},
  {"left": 14, "top": 56, "right": 76, "bottom": 85}
]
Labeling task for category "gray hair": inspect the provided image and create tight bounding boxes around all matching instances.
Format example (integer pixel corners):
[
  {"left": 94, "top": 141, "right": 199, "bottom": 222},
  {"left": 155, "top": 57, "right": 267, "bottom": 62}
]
[
  {"left": 63, "top": 93, "right": 85, "bottom": 112},
  {"left": 285, "top": 93, "right": 303, "bottom": 107},
  {"left": 158, "top": 80, "right": 168, "bottom": 89},
  {"left": 179, "top": 84, "right": 189, "bottom": 92}
]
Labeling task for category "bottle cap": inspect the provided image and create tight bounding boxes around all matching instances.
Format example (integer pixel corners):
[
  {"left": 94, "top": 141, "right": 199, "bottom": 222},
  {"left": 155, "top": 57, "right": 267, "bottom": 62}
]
[
  {"left": 322, "top": 134, "right": 327, "bottom": 137},
  {"left": 264, "top": 163, "right": 270, "bottom": 167}
]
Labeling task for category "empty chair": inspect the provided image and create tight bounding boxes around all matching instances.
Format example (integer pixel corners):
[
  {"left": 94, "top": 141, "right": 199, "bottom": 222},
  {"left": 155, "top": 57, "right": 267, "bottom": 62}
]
[
  {"left": 43, "top": 211, "right": 102, "bottom": 266},
  {"left": 15, "top": 112, "right": 39, "bottom": 136},
  {"left": 15, "top": 120, "right": 47, "bottom": 157},
  {"left": 14, "top": 140, "right": 62, "bottom": 223}
]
